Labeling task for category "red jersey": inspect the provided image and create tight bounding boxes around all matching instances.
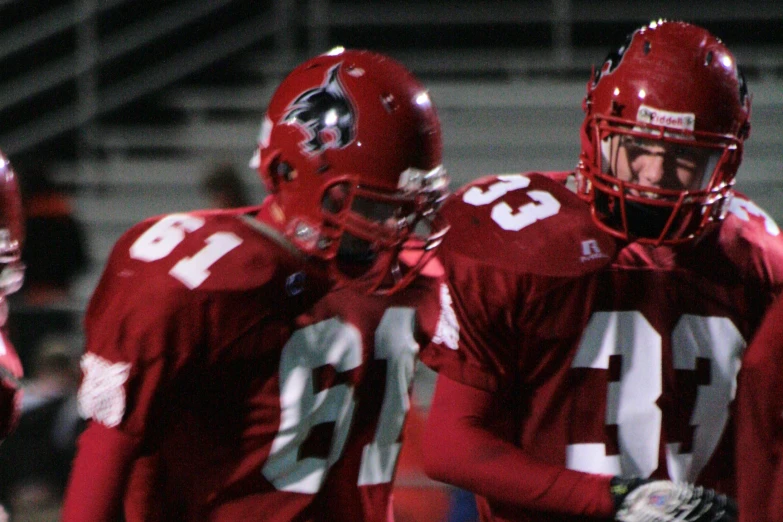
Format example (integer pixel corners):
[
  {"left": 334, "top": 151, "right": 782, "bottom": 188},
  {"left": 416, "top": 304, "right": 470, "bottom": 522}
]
[
  {"left": 64, "top": 207, "right": 446, "bottom": 522},
  {"left": 421, "top": 173, "right": 783, "bottom": 522}
]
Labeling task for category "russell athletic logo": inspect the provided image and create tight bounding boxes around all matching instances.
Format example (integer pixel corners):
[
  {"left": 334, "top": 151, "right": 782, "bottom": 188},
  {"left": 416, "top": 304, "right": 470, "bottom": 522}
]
[
  {"left": 283, "top": 63, "right": 357, "bottom": 156},
  {"left": 580, "top": 239, "right": 609, "bottom": 262}
]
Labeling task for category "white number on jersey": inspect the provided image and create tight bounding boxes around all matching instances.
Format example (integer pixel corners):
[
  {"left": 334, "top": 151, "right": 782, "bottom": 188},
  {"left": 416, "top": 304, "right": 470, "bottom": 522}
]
[
  {"left": 263, "top": 308, "right": 418, "bottom": 493},
  {"left": 129, "top": 214, "right": 243, "bottom": 289},
  {"left": 567, "top": 311, "right": 744, "bottom": 482},
  {"left": 462, "top": 174, "right": 561, "bottom": 231}
]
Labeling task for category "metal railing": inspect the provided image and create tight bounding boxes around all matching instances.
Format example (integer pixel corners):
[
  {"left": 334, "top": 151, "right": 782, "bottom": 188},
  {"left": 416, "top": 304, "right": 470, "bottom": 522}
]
[{"left": 1, "top": 0, "right": 781, "bottom": 158}]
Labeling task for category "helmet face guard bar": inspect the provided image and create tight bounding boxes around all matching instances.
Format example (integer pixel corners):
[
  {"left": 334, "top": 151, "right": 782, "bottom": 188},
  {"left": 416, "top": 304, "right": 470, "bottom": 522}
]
[
  {"left": 582, "top": 115, "right": 740, "bottom": 245},
  {"left": 329, "top": 166, "right": 449, "bottom": 294},
  {"left": 361, "top": 212, "right": 450, "bottom": 296}
]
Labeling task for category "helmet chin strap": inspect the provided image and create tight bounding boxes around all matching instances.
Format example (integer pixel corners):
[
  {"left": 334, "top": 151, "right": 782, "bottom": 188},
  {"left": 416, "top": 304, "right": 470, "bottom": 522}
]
[{"left": 615, "top": 197, "right": 674, "bottom": 241}]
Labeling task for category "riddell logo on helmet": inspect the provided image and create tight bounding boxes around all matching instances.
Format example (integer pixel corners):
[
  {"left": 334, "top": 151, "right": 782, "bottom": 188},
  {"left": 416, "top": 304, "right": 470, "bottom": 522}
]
[
  {"left": 636, "top": 105, "right": 695, "bottom": 132},
  {"left": 283, "top": 63, "right": 357, "bottom": 156}
]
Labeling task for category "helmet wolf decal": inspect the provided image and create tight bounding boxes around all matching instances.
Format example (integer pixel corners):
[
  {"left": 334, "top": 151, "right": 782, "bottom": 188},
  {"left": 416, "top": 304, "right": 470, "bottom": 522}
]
[{"left": 283, "top": 63, "right": 357, "bottom": 155}]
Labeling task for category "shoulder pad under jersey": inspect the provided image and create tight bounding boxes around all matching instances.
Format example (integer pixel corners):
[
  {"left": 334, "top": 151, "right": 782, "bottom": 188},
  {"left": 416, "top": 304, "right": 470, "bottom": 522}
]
[
  {"left": 441, "top": 173, "right": 617, "bottom": 277},
  {"left": 716, "top": 191, "right": 783, "bottom": 284},
  {"left": 105, "top": 207, "right": 324, "bottom": 295}
]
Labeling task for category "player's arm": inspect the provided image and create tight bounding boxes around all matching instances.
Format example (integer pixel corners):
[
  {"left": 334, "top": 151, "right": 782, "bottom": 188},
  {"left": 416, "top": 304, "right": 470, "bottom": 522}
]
[
  {"left": 736, "top": 297, "right": 783, "bottom": 522},
  {"left": 422, "top": 373, "right": 616, "bottom": 517},
  {"left": 61, "top": 421, "right": 142, "bottom": 521},
  {"left": 422, "top": 375, "right": 737, "bottom": 522},
  {"left": 61, "top": 218, "right": 199, "bottom": 522},
  {"left": 61, "top": 342, "right": 167, "bottom": 522},
  {"left": 123, "top": 450, "right": 164, "bottom": 522}
]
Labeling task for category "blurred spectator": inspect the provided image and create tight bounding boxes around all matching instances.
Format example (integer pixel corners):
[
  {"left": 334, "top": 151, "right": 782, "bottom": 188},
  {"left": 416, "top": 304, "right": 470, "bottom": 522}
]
[
  {"left": 201, "top": 162, "right": 251, "bottom": 209},
  {"left": 8, "top": 163, "right": 88, "bottom": 375},
  {"left": 17, "top": 164, "right": 88, "bottom": 306}
]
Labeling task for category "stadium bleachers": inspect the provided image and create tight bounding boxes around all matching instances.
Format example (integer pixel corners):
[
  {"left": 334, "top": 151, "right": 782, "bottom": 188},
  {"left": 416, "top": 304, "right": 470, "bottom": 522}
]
[{"left": 1, "top": 0, "right": 782, "bottom": 310}]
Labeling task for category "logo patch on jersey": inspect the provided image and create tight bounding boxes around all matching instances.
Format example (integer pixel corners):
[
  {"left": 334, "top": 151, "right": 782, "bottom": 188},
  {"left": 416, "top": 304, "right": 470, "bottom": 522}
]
[
  {"left": 580, "top": 239, "right": 609, "bottom": 263},
  {"left": 283, "top": 63, "right": 357, "bottom": 156},
  {"left": 77, "top": 353, "right": 131, "bottom": 428},
  {"left": 433, "top": 283, "right": 460, "bottom": 350}
]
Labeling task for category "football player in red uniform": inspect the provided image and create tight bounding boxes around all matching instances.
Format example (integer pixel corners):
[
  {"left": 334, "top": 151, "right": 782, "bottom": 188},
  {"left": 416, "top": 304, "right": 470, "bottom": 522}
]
[
  {"left": 0, "top": 152, "right": 25, "bottom": 443},
  {"left": 61, "top": 49, "right": 451, "bottom": 522},
  {"left": 420, "top": 21, "right": 776, "bottom": 522},
  {"left": 735, "top": 293, "right": 783, "bottom": 522}
]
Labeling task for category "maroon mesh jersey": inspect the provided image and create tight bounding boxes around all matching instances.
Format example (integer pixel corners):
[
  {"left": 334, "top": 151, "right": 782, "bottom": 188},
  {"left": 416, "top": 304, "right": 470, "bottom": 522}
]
[
  {"left": 73, "top": 207, "right": 445, "bottom": 521},
  {"left": 736, "top": 293, "right": 783, "bottom": 522},
  {"left": 421, "top": 173, "right": 783, "bottom": 522}
]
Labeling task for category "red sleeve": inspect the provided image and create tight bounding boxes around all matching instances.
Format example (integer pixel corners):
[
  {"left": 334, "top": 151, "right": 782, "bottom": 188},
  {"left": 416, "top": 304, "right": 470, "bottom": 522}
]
[
  {"left": 422, "top": 374, "right": 616, "bottom": 518},
  {"left": 123, "top": 452, "right": 165, "bottom": 522},
  {"left": 61, "top": 421, "right": 142, "bottom": 522},
  {"left": 0, "top": 331, "right": 22, "bottom": 439},
  {"left": 736, "top": 296, "right": 783, "bottom": 522},
  {"left": 61, "top": 224, "right": 205, "bottom": 520}
]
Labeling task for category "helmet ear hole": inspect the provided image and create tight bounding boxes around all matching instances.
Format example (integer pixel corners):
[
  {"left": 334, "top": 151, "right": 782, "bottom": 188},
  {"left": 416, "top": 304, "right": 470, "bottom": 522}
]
[
  {"left": 276, "top": 161, "right": 296, "bottom": 182},
  {"left": 263, "top": 157, "right": 296, "bottom": 193},
  {"left": 321, "top": 182, "right": 351, "bottom": 215}
]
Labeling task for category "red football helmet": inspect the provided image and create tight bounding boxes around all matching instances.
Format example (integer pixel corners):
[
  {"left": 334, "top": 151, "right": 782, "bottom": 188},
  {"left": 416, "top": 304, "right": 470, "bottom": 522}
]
[
  {"left": 252, "top": 48, "right": 449, "bottom": 293},
  {"left": 0, "top": 152, "right": 24, "bottom": 440},
  {"left": 576, "top": 21, "right": 751, "bottom": 245},
  {"left": 0, "top": 153, "right": 24, "bottom": 301}
]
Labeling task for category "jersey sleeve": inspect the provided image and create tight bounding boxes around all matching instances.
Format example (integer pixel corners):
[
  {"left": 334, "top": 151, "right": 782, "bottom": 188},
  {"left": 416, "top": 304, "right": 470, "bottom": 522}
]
[
  {"left": 77, "top": 225, "right": 206, "bottom": 440},
  {"left": 62, "top": 217, "right": 211, "bottom": 522},
  {"left": 422, "top": 373, "right": 616, "bottom": 518},
  {"left": 423, "top": 263, "right": 522, "bottom": 392},
  {"left": 719, "top": 193, "right": 783, "bottom": 293}
]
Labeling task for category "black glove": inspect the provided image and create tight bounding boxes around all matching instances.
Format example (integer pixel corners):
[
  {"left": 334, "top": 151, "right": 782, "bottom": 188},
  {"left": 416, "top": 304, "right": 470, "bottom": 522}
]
[{"left": 610, "top": 477, "right": 737, "bottom": 522}]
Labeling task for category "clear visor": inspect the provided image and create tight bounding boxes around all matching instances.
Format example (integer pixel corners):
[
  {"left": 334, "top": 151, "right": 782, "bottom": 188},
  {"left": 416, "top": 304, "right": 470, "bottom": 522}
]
[
  {"left": 600, "top": 133, "right": 724, "bottom": 201},
  {"left": 319, "top": 167, "right": 448, "bottom": 275},
  {"left": 321, "top": 165, "right": 448, "bottom": 243}
]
